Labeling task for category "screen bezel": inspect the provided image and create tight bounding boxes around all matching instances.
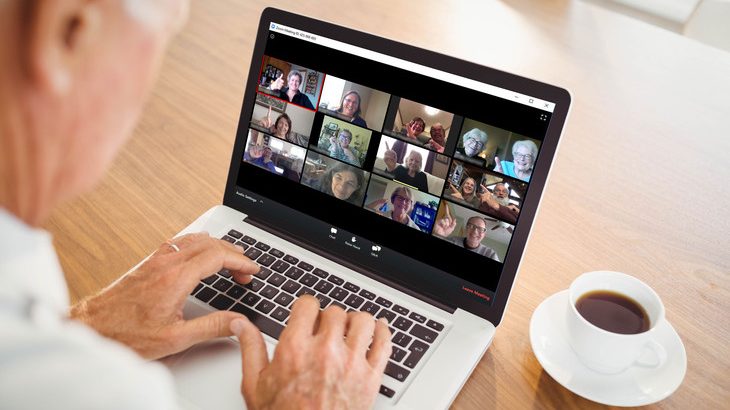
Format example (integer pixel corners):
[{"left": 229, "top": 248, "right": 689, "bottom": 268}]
[{"left": 223, "top": 7, "right": 571, "bottom": 325}]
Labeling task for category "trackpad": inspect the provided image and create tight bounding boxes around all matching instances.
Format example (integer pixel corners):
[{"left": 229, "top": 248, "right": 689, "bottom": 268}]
[{"left": 161, "top": 338, "right": 245, "bottom": 410}]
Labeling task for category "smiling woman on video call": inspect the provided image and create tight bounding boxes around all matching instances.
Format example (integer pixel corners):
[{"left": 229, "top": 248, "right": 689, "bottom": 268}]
[{"left": 0, "top": 1, "right": 391, "bottom": 408}]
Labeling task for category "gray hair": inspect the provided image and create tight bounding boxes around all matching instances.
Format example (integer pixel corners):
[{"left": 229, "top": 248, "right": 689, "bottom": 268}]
[
  {"left": 462, "top": 128, "right": 488, "bottom": 144},
  {"left": 512, "top": 140, "right": 538, "bottom": 159}
]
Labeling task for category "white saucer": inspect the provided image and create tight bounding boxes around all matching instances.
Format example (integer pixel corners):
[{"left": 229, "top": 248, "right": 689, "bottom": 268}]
[{"left": 529, "top": 290, "right": 686, "bottom": 407}]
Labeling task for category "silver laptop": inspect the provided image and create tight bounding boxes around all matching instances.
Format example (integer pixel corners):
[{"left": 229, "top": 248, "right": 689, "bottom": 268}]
[{"left": 158, "top": 8, "right": 571, "bottom": 409}]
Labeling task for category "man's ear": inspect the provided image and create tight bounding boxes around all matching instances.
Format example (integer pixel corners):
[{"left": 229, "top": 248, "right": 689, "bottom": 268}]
[{"left": 26, "top": 0, "right": 101, "bottom": 95}]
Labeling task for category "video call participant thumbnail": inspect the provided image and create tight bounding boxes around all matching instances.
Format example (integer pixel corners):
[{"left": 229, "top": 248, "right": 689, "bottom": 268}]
[
  {"left": 318, "top": 76, "right": 391, "bottom": 130},
  {"left": 385, "top": 97, "right": 455, "bottom": 153},
  {"left": 313, "top": 116, "right": 373, "bottom": 168},
  {"left": 373, "top": 136, "right": 449, "bottom": 196},
  {"left": 243, "top": 130, "right": 306, "bottom": 181},
  {"left": 258, "top": 56, "right": 323, "bottom": 110},
  {"left": 433, "top": 202, "right": 501, "bottom": 262},
  {"left": 364, "top": 176, "right": 440, "bottom": 233},
  {"left": 493, "top": 139, "right": 539, "bottom": 182},
  {"left": 251, "top": 95, "right": 316, "bottom": 147},
  {"left": 454, "top": 128, "right": 489, "bottom": 167},
  {"left": 478, "top": 182, "right": 520, "bottom": 224},
  {"left": 301, "top": 152, "right": 369, "bottom": 206}
]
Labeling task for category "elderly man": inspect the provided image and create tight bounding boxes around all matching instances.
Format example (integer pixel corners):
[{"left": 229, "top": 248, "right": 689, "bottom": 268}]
[
  {"left": 0, "top": 1, "right": 390, "bottom": 408},
  {"left": 433, "top": 209, "right": 500, "bottom": 262},
  {"left": 426, "top": 122, "right": 447, "bottom": 152},
  {"left": 478, "top": 182, "right": 520, "bottom": 224}
]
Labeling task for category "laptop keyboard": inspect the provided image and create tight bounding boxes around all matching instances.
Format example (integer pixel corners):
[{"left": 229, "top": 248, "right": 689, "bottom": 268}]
[{"left": 191, "top": 230, "right": 446, "bottom": 398}]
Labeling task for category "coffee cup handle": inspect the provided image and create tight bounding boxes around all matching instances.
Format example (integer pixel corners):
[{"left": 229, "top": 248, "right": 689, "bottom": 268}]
[{"left": 634, "top": 340, "right": 667, "bottom": 369}]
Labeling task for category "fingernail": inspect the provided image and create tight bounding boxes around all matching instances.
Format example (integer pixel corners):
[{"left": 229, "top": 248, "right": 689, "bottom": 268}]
[
  {"left": 230, "top": 318, "right": 246, "bottom": 336},
  {"left": 235, "top": 245, "right": 244, "bottom": 253}
]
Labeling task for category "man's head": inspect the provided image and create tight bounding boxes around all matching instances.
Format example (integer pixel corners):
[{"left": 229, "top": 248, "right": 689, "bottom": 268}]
[
  {"left": 461, "top": 128, "right": 488, "bottom": 157},
  {"left": 429, "top": 122, "right": 445, "bottom": 144},
  {"left": 0, "top": 0, "right": 188, "bottom": 225},
  {"left": 492, "top": 183, "right": 510, "bottom": 206},
  {"left": 464, "top": 216, "right": 487, "bottom": 248}
]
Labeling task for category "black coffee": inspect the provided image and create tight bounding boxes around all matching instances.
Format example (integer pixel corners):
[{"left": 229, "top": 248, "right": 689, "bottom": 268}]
[{"left": 575, "top": 291, "right": 650, "bottom": 334}]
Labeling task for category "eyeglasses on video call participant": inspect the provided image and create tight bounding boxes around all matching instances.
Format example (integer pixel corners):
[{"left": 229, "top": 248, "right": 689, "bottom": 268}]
[
  {"left": 366, "top": 186, "right": 423, "bottom": 231},
  {"left": 433, "top": 207, "right": 501, "bottom": 262},
  {"left": 0, "top": 1, "right": 391, "bottom": 408}
]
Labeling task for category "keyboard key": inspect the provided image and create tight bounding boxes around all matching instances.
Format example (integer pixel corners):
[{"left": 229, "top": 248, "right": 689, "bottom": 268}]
[
  {"left": 244, "top": 248, "right": 263, "bottom": 260},
  {"left": 390, "top": 346, "right": 407, "bottom": 362},
  {"left": 269, "top": 248, "right": 285, "bottom": 258},
  {"left": 312, "top": 268, "right": 329, "bottom": 278},
  {"left": 274, "top": 292, "right": 294, "bottom": 307},
  {"left": 404, "top": 340, "right": 429, "bottom": 369},
  {"left": 267, "top": 273, "right": 286, "bottom": 287},
  {"left": 313, "top": 280, "right": 334, "bottom": 294},
  {"left": 297, "top": 261, "right": 314, "bottom": 271},
  {"left": 202, "top": 275, "right": 217, "bottom": 285},
  {"left": 226, "top": 285, "right": 246, "bottom": 300},
  {"left": 410, "top": 324, "right": 438, "bottom": 343},
  {"left": 257, "top": 253, "right": 276, "bottom": 267},
  {"left": 409, "top": 312, "right": 426, "bottom": 323},
  {"left": 285, "top": 266, "right": 304, "bottom": 280},
  {"left": 426, "top": 320, "right": 444, "bottom": 331},
  {"left": 194, "top": 287, "right": 216, "bottom": 303},
  {"left": 254, "top": 267, "right": 272, "bottom": 280},
  {"left": 230, "top": 303, "right": 284, "bottom": 339},
  {"left": 344, "top": 282, "right": 360, "bottom": 293},
  {"left": 385, "top": 362, "right": 410, "bottom": 382},
  {"left": 314, "top": 293, "right": 331, "bottom": 309},
  {"left": 392, "top": 332, "right": 413, "bottom": 348},
  {"left": 254, "top": 242, "right": 270, "bottom": 252},
  {"left": 376, "top": 310, "right": 396, "bottom": 323},
  {"left": 393, "top": 317, "right": 413, "bottom": 332},
  {"left": 244, "top": 278, "right": 264, "bottom": 292},
  {"left": 271, "top": 306, "right": 290, "bottom": 322},
  {"left": 379, "top": 385, "right": 395, "bottom": 398},
  {"left": 259, "top": 285, "right": 279, "bottom": 299},
  {"left": 283, "top": 254, "right": 299, "bottom": 264},
  {"left": 281, "top": 280, "right": 302, "bottom": 295},
  {"left": 327, "top": 275, "right": 344, "bottom": 285},
  {"left": 240, "top": 235, "right": 257, "bottom": 245},
  {"left": 191, "top": 283, "right": 203, "bottom": 295},
  {"left": 375, "top": 297, "right": 392, "bottom": 308},
  {"left": 234, "top": 241, "right": 249, "bottom": 251},
  {"left": 360, "top": 301, "right": 380, "bottom": 315},
  {"left": 329, "top": 287, "right": 349, "bottom": 301},
  {"left": 242, "top": 293, "right": 261, "bottom": 306},
  {"left": 393, "top": 304, "right": 409, "bottom": 316},
  {"left": 221, "top": 235, "right": 236, "bottom": 244},
  {"left": 359, "top": 289, "right": 376, "bottom": 300},
  {"left": 218, "top": 269, "right": 232, "bottom": 278},
  {"left": 255, "top": 299, "right": 275, "bottom": 314},
  {"left": 300, "top": 273, "right": 318, "bottom": 287},
  {"left": 209, "top": 294, "right": 235, "bottom": 310},
  {"left": 345, "top": 294, "right": 365, "bottom": 309},
  {"left": 212, "top": 278, "right": 233, "bottom": 292},
  {"left": 227, "top": 229, "right": 243, "bottom": 239},
  {"left": 271, "top": 260, "right": 290, "bottom": 273},
  {"left": 295, "top": 287, "right": 316, "bottom": 297}
]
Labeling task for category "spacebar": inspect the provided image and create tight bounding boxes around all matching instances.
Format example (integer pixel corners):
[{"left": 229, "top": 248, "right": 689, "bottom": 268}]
[{"left": 230, "top": 303, "right": 284, "bottom": 339}]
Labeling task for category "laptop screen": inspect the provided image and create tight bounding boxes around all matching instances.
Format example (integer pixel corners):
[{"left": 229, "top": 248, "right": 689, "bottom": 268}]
[{"left": 228, "top": 17, "right": 561, "bottom": 319}]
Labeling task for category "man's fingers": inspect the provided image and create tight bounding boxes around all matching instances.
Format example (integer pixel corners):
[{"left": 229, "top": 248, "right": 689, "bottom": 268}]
[
  {"left": 281, "top": 295, "right": 320, "bottom": 338},
  {"left": 345, "top": 312, "right": 375, "bottom": 352},
  {"left": 175, "top": 310, "right": 244, "bottom": 352},
  {"left": 230, "top": 318, "right": 270, "bottom": 405},
  {"left": 367, "top": 318, "right": 392, "bottom": 371},
  {"left": 181, "top": 238, "right": 259, "bottom": 283},
  {"left": 318, "top": 304, "right": 347, "bottom": 339}
]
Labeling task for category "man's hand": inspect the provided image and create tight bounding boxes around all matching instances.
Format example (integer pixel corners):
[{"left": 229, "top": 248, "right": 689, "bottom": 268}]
[
  {"left": 478, "top": 184, "right": 500, "bottom": 210},
  {"left": 231, "top": 297, "right": 392, "bottom": 409},
  {"left": 433, "top": 205, "right": 457, "bottom": 237},
  {"left": 69, "top": 233, "right": 259, "bottom": 360}
]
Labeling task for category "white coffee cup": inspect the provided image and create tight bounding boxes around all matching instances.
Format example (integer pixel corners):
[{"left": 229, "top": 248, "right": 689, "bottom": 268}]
[{"left": 566, "top": 271, "right": 667, "bottom": 374}]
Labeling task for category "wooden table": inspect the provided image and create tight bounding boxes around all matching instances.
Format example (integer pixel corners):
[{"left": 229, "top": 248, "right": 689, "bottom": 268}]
[{"left": 48, "top": 0, "right": 730, "bottom": 408}]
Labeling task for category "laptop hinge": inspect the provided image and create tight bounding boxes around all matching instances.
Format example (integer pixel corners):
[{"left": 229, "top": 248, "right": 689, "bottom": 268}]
[{"left": 243, "top": 215, "right": 457, "bottom": 314}]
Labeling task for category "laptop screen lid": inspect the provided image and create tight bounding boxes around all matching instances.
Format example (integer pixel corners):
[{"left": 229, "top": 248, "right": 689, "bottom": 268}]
[{"left": 222, "top": 8, "right": 571, "bottom": 325}]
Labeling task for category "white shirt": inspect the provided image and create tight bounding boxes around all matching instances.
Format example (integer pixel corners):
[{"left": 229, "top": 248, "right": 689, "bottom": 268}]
[{"left": 0, "top": 208, "right": 178, "bottom": 409}]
